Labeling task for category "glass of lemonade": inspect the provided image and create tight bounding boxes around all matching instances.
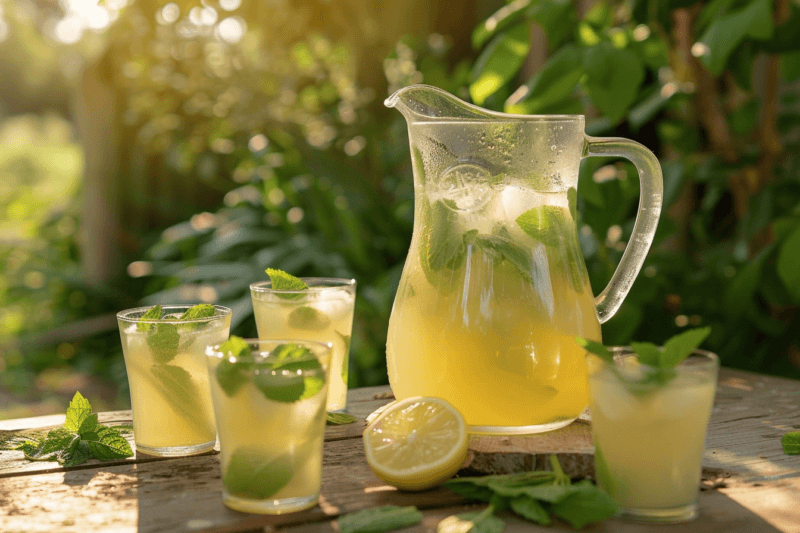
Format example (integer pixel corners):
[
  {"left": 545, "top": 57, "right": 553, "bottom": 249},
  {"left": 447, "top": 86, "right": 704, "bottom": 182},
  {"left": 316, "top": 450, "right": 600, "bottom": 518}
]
[
  {"left": 206, "top": 339, "right": 332, "bottom": 514},
  {"left": 586, "top": 348, "right": 719, "bottom": 523},
  {"left": 250, "top": 278, "right": 355, "bottom": 412},
  {"left": 117, "top": 305, "right": 232, "bottom": 456}
]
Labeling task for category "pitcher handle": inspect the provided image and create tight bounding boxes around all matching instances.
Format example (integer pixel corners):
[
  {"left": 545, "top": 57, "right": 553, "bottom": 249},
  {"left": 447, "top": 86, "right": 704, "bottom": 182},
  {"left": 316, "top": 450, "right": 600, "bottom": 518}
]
[{"left": 583, "top": 136, "right": 663, "bottom": 324}]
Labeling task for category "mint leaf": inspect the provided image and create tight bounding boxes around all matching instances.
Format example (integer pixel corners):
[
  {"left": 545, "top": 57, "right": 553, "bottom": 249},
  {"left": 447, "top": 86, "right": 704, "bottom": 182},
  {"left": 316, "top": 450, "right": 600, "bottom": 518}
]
[
  {"left": 137, "top": 305, "right": 162, "bottom": 332},
  {"left": 254, "top": 344, "right": 324, "bottom": 403},
  {"left": 150, "top": 364, "right": 213, "bottom": 436},
  {"left": 593, "top": 442, "right": 616, "bottom": 497},
  {"left": 64, "top": 391, "right": 93, "bottom": 433},
  {"left": 336, "top": 331, "right": 351, "bottom": 383},
  {"left": 445, "top": 471, "right": 556, "bottom": 502},
  {"left": 419, "top": 199, "right": 467, "bottom": 293},
  {"left": 782, "top": 431, "right": 800, "bottom": 455},
  {"left": 85, "top": 425, "right": 133, "bottom": 460},
  {"left": 78, "top": 413, "right": 98, "bottom": 436},
  {"left": 288, "top": 306, "right": 331, "bottom": 331},
  {"left": 219, "top": 335, "right": 251, "bottom": 358},
  {"left": 488, "top": 480, "right": 571, "bottom": 502},
  {"left": 338, "top": 505, "right": 423, "bottom": 533},
  {"left": 660, "top": 327, "right": 712, "bottom": 367},
  {"left": 16, "top": 428, "right": 79, "bottom": 462},
  {"left": 567, "top": 187, "right": 578, "bottom": 221},
  {"left": 147, "top": 322, "right": 180, "bottom": 363},
  {"left": 265, "top": 268, "right": 308, "bottom": 300},
  {"left": 438, "top": 507, "right": 504, "bottom": 533},
  {"left": 629, "top": 341, "right": 661, "bottom": 367},
  {"left": 179, "top": 303, "right": 216, "bottom": 321},
  {"left": 326, "top": 412, "right": 357, "bottom": 425},
  {"left": 510, "top": 496, "right": 551, "bottom": 525},
  {"left": 223, "top": 447, "right": 293, "bottom": 499},
  {"left": 216, "top": 359, "right": 251, "bottom": 397},
  {"left": 516, "top": 205, "right": 567, "bottom": 247},
  {"left": 63, "top": 441, "right": 91, "bottom": 467},
  {"left": 575, "top": 337, "right": 614, "bottom": 363},
  {"left": 465, "top": 227, "right": 533, "bottom": 283},
  {"left": 550, "top": 480, "right": 618, "bottom": 529}
]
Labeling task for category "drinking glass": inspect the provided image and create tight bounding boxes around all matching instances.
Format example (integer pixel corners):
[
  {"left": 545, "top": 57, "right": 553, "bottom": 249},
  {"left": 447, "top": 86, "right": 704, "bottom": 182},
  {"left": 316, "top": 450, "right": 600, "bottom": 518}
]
[
  {"left": 250, "top": 278, "right": 355, "bottom": 412},
  {"left": 586, "top": 348, "right": 719, "bottom": 522},
  {"left": 206, "top": 339, "right": 332, "bottom": 514},
  {"left": 117, "top": 305, "right": 232, "bottom": 456}
]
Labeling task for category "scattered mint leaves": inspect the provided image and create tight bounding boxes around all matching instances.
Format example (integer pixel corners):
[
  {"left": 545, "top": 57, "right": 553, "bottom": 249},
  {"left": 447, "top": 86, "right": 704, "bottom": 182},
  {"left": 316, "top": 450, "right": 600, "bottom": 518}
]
[
  {"left": 338, "top": 505, "right": 423, "bottom": 533},
  {"left": 10, "top": 392, "right": 133, "bottom": 467},
  {"left": 578, "top": 327, "right": 712, "bottom": 394},
  {"left": 782, "top": 431, "right": 800, "bottom": 455},
  {"left": 223, "top": 447, "right": 293, "bottom": 499},
  {"left": 326, "top": 412, "right": 357, "bottom": 425},
  {"left": 438, "top": 505, "right": 504, "bottom": 533},
  {"left": 442, "top": 455, "right": 617, "bottom": 530}
]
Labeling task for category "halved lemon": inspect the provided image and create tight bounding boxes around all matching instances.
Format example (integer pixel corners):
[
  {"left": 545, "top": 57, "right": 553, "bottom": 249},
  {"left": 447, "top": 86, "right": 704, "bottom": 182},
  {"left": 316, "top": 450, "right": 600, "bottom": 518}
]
[{"left": 362, "top": 396, "right": 469, "bottom": 491}]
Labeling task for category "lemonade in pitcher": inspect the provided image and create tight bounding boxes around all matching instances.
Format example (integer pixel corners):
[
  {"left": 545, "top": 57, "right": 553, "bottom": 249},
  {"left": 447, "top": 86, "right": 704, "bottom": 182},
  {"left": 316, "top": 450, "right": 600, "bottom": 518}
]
[{"left": 385, "top": 85, "right": 662, "bottom": 434}]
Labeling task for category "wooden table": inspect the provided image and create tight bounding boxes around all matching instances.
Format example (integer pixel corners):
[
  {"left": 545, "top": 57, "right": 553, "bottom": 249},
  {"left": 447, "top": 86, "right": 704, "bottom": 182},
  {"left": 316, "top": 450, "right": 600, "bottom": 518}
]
[{"left": 1, "top": 367, "right": 799, "bottom": 532}]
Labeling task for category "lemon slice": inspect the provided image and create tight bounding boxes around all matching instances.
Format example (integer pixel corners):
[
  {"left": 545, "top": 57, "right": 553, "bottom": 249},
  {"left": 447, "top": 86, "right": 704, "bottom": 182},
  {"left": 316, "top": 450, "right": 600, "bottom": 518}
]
[{"left": 363, "top": 396, "right": 469, "bottom": 491}]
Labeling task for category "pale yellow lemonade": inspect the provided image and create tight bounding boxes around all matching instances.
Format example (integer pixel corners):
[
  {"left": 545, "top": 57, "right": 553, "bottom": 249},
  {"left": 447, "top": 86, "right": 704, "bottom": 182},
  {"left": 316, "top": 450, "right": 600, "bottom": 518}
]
[
  {"left": 118, "top": 306, "right": 231, "bottom": 455},
  {"left": 387, "top": 189, "right": 601, "bottom": 432},
  {"left": 251, "top": 280, "right": 355, "bottom": 412},
  {"left": 206, "top": 341, "right": 330, "bottom": 514},
  {"left": 588, "top": 358, "right": 717, "bottom": 512}
]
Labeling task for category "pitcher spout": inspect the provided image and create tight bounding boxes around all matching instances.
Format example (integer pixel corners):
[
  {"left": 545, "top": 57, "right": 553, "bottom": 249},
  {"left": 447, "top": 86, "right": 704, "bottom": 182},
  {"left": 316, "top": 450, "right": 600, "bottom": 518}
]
[{"left": 385, "top": 84, "right": 496, "bottom": 123}]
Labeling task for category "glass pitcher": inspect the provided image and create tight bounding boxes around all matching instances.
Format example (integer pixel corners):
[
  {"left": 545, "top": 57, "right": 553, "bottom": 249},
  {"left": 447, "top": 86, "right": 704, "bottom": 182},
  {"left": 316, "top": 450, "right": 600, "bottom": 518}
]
[{"left": 385, "top": 85, "right": 662, "bottom": 435}]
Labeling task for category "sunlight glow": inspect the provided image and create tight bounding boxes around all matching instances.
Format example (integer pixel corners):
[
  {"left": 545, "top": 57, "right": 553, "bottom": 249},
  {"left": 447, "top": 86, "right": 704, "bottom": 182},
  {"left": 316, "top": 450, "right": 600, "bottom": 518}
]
[
  {"left": 216, "top": 17, "right": 245, "bottom": 44},
  {"left": 51, "top": 0, "right": 122, "bottom": 44},
  {"left": 160, "top": 3, "right": 180, "bottom": 24},
  {"left": 219, "top": 0, "right": 242, "bottom": 11}
]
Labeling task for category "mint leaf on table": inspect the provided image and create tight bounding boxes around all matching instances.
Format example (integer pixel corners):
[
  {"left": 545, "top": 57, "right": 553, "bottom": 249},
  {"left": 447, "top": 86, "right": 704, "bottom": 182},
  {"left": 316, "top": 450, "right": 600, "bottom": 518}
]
[
  {"left": 438, "top": 506, "right": 504, "bottom": 533},
  {"left": 64, "top": 391, "right": 93, "bottom": 433},
  {"left": 254, "top": 343, "right": 324, "bottom": 403},
  {"left": 782, "top": 431, "right": 800, "bottom": 455},
  {"left": 84, "top": 425, "right": 134, "bottom": 460},
  {"left": 510, "top": 496, "right": 551, "bottom": 525},
  {"left": 11, "top": 392, "right": 134, "bottom": 466},
  {"left": 550, "top": 480, "right": 618, "bottom": 529},
  {"left": 326, "top": 412, "right": 357, "bottom": 425},
  {"left": 223, "top": 447, "right": 293, "bottom": 499},
  {"left": 137, "top": 305, "right": 162, "bottom": 332},
  {"left": 338, "top": 505, "right": 423, "bottom": 533},
  {"left": 288, "top": 305, "right": 331, "bottom": 331}
]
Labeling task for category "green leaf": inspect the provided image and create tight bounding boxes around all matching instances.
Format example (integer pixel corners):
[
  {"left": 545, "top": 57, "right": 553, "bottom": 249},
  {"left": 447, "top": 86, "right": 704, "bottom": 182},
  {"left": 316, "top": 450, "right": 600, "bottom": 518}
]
[
  {"left": 472, "top": 0, "right": 531, "bottom": 49},
  {"left": 445, "top": 471, "right": 556, "bottom": 502},
  {"left": 470, "top": 22, "right": 531, "bottom": 105},
  {"left": 593, "top": 443, "right": 616, "bottom": 497},
  {"left": 64, "top": 391, "right": 93, "bottom": 433},
  {"left": 550, "top": 480, "right": 618, "bottom": 528},
  {"left": 137, "top": 305, "right": 162, "bottom": 333},
  {"left": 516, "top": 205, "right": 568, "bottom": 247},
  {"left": 84, "top": 425, "right": 133, "bottom": 460},
  {"left": 438, "top": 507, "right": 505, "bottom": 533},
  {"left": 62, "top": 441, "right": 91, "bottom": 467},
  {"left": 575, "top": 337, "right": 614, "bottom": 363},
  {"left": 338, "top": 505, "right": 423, "bottom": 533},
  {"left": 583, "top": 43, "right": 644, "bottom": 123},
  {"left": 178, "top": 304, "right": 216, "bottom": 330},
  {"left": 782, "top": 431, "right": 800, "bottom": 455},
  {"left": 420, "top": 199, "right": 467, "bottom": 292},
  {"left": 697, "top": 0, "right": 774, "bottom": 74},
  {"left": 509, "top": 496, "right": 551, "bottom": 525},
  {"left": 254, "top": 344, "right": 324, "bottom": 403},
  {"left": 465, "top": 227, "right": 533, "bottom": 283},
  {"left": 77, "top": 413, "right": 98, "bottom": 437},
  {"left": 219, "top": 335, "right": 251, "bottom": 358},
  {"left": 326, "top": 412, "right": 357, "bottom": 425},
  {"left": 149, "top": 364, "right": 211, "bottom": 435},
  {"left": 16, "top": 428, "right": 80, "bottom": 462},
  {"left": 266, "top": 268, "right": 308, "bottom": 291},
  {"left": 147, "top": 322, "right": 180, "bottom": 363},
  {"left": 288, "top": 306, "right": 332, "bottom": 331},
  {"left": 505, "top": 45, "right": 584, "bottom": 114},
  {"left": 215, "top": 358, "right": 251, "bottom": 397},
  {"left": 488, "top": 480, "right": 572, "bottom": 502},
  {"left": 629, "top": 341, "right": 661, "bottom": 367},
  {"left": 777, "top": 225, "right": 800, "bottom": 302},
  {"left": 223, "top": 448, "right": 294, "bottom": 499},
  {"left": 660, "top": 327, "right": 712, "bottom": 367}
]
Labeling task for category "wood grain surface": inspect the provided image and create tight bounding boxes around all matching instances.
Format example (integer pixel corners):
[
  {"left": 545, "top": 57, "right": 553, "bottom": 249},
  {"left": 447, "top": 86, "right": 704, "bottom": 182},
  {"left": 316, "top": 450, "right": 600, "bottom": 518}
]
[{"left": 0, "top": 368, "right": 798, "bottom": 533}]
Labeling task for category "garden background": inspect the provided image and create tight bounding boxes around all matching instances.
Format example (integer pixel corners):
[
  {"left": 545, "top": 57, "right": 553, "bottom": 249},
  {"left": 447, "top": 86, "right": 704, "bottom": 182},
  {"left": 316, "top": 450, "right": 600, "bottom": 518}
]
[{"left": 1, "top": 0, "right": 799, "bottom": 417}]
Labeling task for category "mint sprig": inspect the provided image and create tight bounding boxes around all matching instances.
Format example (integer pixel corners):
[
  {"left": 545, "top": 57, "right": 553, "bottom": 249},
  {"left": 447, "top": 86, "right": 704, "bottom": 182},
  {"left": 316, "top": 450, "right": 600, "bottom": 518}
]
[
  {"left": 9, "top": 392, "right": 133, "bottom": 466},
  {"left": 326, "top": 412, "right": 357, "bottom": 425},
  {"left": 441, "top": 455, "right": 617, "bottom": 530},
  {"left": 266, "top": 267, "right": 309, "bottom": 301},
  {"left": 577, "top": 327, "right": 712, "bottom": 394},
  {"left": 137, "top": 303, "right": 217, "bottom": 363}
]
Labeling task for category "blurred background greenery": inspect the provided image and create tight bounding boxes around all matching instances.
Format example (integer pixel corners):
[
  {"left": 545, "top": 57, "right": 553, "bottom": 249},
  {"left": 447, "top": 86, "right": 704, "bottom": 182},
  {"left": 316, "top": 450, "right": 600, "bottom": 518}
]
[{"left": 1, "top": 0, "right": 799, "bottom": 418}]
